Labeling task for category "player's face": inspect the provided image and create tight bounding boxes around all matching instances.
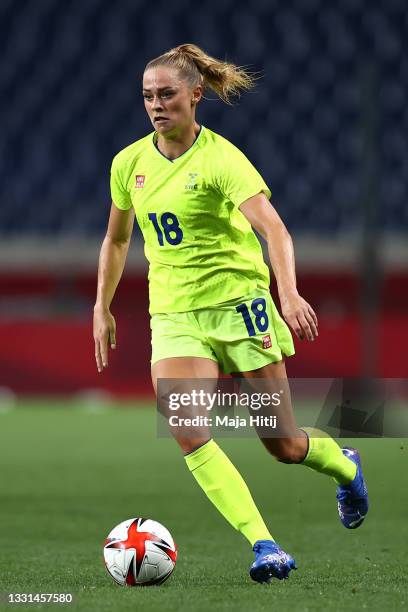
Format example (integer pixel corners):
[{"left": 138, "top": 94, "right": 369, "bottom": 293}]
[{"left": 143, "top": 67, "right": 200, "bottom": 136}]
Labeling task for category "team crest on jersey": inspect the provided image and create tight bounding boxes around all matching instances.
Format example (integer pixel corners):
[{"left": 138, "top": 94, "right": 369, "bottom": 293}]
[
  {"left": 135, "top": 175, "right": 145, "bottom": 188},
  {"left": 184, "top": 172, "right": 199, "bottom": 190},
  {"left": 262, "top": 334, "right": 272, "bottom": 349}
]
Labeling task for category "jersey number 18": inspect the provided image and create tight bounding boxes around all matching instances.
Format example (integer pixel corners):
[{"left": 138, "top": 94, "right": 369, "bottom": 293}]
[{"left": 148, "top": 212, "right": 183, "bottom": 246}]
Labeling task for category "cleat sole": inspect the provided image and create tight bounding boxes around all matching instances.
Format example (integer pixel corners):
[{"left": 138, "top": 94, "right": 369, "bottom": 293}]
[{"left": 250, "top": 559, "right": 297, "bottom": 584}]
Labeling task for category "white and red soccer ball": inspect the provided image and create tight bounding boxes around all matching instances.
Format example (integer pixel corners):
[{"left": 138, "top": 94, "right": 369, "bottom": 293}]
[{"left": 103, "top": 517, "right": 177, "bottom": 586}]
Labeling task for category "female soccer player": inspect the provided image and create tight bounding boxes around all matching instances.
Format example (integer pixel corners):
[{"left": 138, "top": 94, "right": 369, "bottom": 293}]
[{"left": 93, "top": 44, "right": 368, "bottom": 583}]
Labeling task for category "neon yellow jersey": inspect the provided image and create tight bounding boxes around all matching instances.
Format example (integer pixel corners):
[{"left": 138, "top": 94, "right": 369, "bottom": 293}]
[{"left": 110, "top": 126, "right": 271, "bottom": 314}]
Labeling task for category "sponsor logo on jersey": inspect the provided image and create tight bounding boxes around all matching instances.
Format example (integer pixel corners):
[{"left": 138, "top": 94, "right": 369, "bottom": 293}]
[
  {"left": 262, "top": 334, "right": 272, "bottom": 349},
  {"left": 185, "top": 172, "right": 199, "bottom": 190},
  {"left": 135, "top": 175, "right": 145, "bottom": 188}
]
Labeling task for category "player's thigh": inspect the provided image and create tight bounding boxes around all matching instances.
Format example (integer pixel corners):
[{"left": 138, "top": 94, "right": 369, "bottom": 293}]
[
  {"left": 152, "top": 357, "right": 219, "bottom": 454},
  {"left": 233, "top": 359, "right": 307, "bottom": 461},
  {"left": 151, "top": 356, "right": 219, "bottom": 392},
  {"left": 232, "top": 359, "right": 295, "bottom": 431}
]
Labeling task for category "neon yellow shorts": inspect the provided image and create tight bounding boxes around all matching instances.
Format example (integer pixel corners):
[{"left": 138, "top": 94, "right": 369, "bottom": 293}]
[{"left": 150, "top": 289, "right": 295, "bottom": 374}]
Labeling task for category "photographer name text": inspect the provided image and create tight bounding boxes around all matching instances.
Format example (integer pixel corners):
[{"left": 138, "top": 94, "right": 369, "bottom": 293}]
[{"left": 168, "top": 415, "right": 277, "bottom": 429}]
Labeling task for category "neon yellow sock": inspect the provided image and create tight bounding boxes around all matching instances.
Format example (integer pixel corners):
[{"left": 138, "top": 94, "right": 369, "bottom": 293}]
[
  {"left": 301, "top": 427, "right": 357, "bottom": 485},
  {"left": 185, "top": 439, "right": 273, "bottom": 546}
]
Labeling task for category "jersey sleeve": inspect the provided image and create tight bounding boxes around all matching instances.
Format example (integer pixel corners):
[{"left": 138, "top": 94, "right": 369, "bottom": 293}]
[
  {"left": 216, "top": 142, "right": 271, "bottom": 207},
  {"left": 110, "top": 154, "right": 133, "bottom": 211}
]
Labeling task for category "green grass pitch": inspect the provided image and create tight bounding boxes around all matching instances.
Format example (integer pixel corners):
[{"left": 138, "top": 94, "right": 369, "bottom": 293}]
[{"left": 0, "top": 400, "right": 407, "bottom": 611}]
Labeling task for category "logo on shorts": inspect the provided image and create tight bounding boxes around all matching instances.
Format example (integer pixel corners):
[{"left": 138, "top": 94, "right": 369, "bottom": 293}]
[
  {"left": 135, "top": 175, "right": 145, "bottom": 188},
  {"left": 262, "top": 334, "right": 272, "bottom": 349}
]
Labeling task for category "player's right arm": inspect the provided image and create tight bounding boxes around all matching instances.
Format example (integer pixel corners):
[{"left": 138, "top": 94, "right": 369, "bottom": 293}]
[{"left": 93, "top": 203, "right": 134, "bottom": 372}]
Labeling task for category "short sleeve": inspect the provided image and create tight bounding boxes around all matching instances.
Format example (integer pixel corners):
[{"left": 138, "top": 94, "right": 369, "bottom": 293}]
[
  {"left": 216, "top": 143, "right": 271, "bottom": 207},
  {"left": 110, "top": 155, "right": 132, "bottom": 211}
]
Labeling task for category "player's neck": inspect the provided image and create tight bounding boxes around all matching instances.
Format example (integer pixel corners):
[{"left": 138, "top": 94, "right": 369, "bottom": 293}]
[{"left": 156, "top": 122, "right": 201, "bottom": 161}]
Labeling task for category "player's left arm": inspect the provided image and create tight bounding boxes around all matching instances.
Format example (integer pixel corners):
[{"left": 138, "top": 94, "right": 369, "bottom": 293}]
[{"left": 240, "top": 192, "right": 318, "bottom": 341}]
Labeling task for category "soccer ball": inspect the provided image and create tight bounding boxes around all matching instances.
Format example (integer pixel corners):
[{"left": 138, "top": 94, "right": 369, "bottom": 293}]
[{"left": 103, "top": 517, "right": 177, "bottom": 586}]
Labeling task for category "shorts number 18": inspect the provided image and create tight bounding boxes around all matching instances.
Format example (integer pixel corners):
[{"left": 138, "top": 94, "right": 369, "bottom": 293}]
[{"left": 236, "top": 298, "right": 269, "bottom": 336}]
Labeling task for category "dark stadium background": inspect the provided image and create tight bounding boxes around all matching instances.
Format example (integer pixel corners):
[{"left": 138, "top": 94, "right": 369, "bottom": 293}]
[{"left": 1, "top": 0, "right": 407, "bottom": 399}]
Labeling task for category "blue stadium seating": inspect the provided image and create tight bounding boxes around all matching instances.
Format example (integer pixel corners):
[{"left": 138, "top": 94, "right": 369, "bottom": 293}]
[{"left": 0, "top": 0, "right": 406, "bottom": 236}]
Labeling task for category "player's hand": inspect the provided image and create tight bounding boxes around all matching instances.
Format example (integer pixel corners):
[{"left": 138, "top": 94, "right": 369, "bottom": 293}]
[
  {"left": 280, "top": 291, "right": 318, "bottom": 341},
  {"left": 93, "top": 305, "right": 116, "bottom": 372}
]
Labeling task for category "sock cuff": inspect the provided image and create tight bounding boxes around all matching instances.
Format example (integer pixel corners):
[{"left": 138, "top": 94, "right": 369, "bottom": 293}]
[
  {"left": 300, "top": 427, "right": 328, "bottom": 463},
  {"left": 185, "top": 439, "right": 219, "bottom": 471}
]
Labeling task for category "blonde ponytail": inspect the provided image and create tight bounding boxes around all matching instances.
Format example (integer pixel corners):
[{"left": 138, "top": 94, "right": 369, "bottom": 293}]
[{"left": 145, "top": 43, "right": 256, "bottom": 104}]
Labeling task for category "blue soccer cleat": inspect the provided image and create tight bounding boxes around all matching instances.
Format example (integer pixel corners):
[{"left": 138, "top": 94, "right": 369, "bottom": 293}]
[
  {"left": 250, "top": 540, "right": 297, "bottom": 583},
  {"left": 336, "top": 447, "right": 369, "bottom": 529}
]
